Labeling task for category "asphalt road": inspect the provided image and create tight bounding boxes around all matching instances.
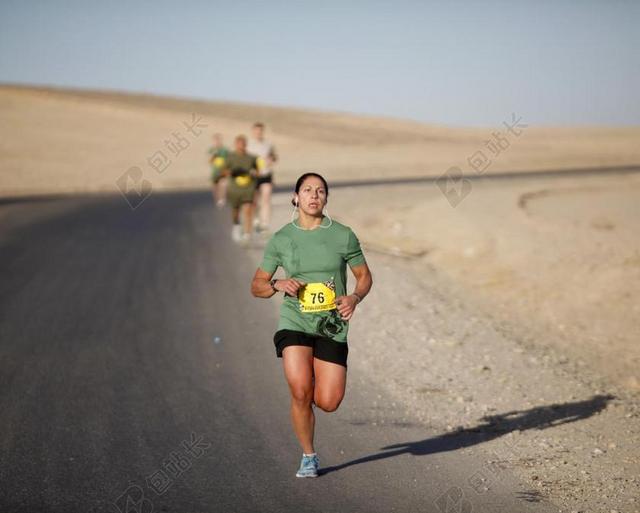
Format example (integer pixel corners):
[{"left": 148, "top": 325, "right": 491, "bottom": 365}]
[{"left": 0, "top": 190, "right": 558, "bottom": 513}]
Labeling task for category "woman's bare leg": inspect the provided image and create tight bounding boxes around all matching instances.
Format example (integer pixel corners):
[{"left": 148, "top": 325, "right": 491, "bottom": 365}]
[
  {"left": 241, "top": 202, "right": 254, "bottom": 235},
  {"left": 313, "top": 358, "right": 347, "bottom": 412},
  {"left": 259, "top": 182, "right": 273, "bottom": 229},
  {"left": 217, "top": 178, "right": 228, "bottom": 205},
  {"left": 253, "top": 184, "right": 261, "bottom": 221},
  {"left": 231, "top": 206, "right": 240, "bottom": 224},
  {"left": 282, "top": 346, "right": 315, "bottom": 454}
]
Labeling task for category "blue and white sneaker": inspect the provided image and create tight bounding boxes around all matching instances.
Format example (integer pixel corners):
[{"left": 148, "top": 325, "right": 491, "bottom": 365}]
[{"left": 296, "top": 454, "right": 319, "bottom": 478}]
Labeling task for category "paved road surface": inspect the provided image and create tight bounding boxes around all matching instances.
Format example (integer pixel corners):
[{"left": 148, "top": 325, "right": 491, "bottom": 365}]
[{"left": 0, "top": 190, "right": 558, "bottom": 512}]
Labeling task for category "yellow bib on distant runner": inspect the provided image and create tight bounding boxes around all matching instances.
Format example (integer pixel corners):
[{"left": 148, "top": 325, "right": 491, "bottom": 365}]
[
  {"left": 298, "top": 282, "right": 336, "bottom": 313},
  {"left": 256, "top": 156, "right": 266, "bottom": 172},
  {"left": 234, "top": 175, "right": 252, "bottom": 187},
  {"left": 213, "top": 156, "right": 225, "bottom": 168}
]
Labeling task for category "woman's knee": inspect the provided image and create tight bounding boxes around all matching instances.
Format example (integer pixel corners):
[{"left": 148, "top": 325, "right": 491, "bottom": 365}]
[
  {"left": 314, "top": 393, "right": 344, "bottom": 412},
  {"left": 289, "top": 384, "right": 314, "bottom": 406}
]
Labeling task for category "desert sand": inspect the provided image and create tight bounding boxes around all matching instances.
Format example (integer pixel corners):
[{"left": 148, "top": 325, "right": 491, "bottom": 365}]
[{"left": 1, "top": 84, "right": 640, "bottom": 197}]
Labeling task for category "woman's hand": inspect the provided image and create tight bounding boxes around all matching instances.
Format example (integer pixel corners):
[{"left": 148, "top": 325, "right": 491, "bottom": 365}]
[
  {"left": 335, "top": 294, "right": 358, "bottom": 321},
  {"left": 275, "top": 278, "right": 306, "bottom": 297}
]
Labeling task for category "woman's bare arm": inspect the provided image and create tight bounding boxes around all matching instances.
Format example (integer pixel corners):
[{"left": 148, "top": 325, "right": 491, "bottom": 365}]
[
  {"left": 350, "top": 262, "right": 373, "bottom": 302},
  {"left": 251, "top": 268, "right": 276, "bottom": 298},
  {"left": 251, "top": 268, "right": 306, "bottom": 298},
  {"left": 336, "top": 262, "right": 373, "bottom": 320}
]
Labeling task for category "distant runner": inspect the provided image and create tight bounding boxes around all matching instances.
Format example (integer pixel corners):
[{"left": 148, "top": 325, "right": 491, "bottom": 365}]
[
  {"left": 251, "top": 172, "right": 373, "bottom": 478},
  {"left": 208, "top": 133, "right": 229, "bottom": 209},
  {"left": 222, "top": 135, "right": 258, "bottom": 244},
  {"left": 247, "top": 122, "right": 278, "bottom": 233}
]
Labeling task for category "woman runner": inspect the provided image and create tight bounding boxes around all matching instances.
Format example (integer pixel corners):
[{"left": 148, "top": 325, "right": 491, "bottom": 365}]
[{"left": 251, "top": 172, "right": 373, "bottom": 477}]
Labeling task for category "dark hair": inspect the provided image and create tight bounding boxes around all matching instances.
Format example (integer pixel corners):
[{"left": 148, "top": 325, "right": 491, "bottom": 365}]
[
  {"left": 291, "top": 173, "right": 329, "bottom": 206},
  {"left": 253, "top": 122, "right": 265, "bottom": 129},
  {"left": 235, "top": 134, "right": 247, "bottom": 143}
]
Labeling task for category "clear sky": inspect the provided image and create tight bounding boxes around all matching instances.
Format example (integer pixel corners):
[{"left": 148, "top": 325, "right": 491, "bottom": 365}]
[{"left": 1, "top": 0, "right": 638, "bottom": 127}]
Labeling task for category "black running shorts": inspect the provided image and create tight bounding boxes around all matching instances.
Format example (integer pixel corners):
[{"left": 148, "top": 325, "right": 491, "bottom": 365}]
[
  {"left": 273, "top": 329, "right": 348, "bottom": 368},
  {"left": 256, "top": 173, "right": 273, "bottom": 187}
]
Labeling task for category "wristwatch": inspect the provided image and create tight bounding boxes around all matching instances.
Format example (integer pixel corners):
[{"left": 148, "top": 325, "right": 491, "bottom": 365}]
[{"left": 270, "top": 279, "right": 278, "bottom": 293}]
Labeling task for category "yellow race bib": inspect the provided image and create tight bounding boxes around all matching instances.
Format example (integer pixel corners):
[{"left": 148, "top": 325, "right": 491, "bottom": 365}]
[
  {"left": 298, "top": 282, "right": 336, "bottom": 313},
  {"left": 213, "top": 156, "right": 225, "bottom": 168},
  {"left": 234, "top": 175, "right": 252, "bottom": 187},
  {"left": 256, "top": 156, "right": 267, "bottom": 172}
]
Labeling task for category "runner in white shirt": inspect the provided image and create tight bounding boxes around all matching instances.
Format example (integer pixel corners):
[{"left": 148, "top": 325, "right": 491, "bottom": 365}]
[{"left": 247, "top": 122, "right": 278, "bottom": 233}]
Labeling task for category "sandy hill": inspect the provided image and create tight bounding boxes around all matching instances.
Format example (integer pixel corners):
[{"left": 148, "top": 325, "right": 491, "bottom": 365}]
[{"left": 1, "top": 84, "right": 639, "bottom": 198}]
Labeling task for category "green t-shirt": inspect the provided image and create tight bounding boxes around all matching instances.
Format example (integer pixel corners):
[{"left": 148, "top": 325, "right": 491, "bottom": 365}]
[
  {"left": 208, "top": 146, "right": 229, "bottom": 169},
  {"left": 224, "top": 152, "right": 258, "bottom": 189},
  {"left": 259, "top": 217, "right": 367, "bottom": 343}
]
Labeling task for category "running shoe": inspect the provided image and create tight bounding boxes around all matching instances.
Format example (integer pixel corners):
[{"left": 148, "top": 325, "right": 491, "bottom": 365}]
[
  {"left": 255, "top": 223, "right": 269, "bottom": 234},
  {"left": 231, "top": 224, "right": 242, "bottom": 242},
  {"left": 239, "top": 232, "right": 251, "bottom": 247},
  {"left": 295, "top": 454, "right": 319, "bottom": 478},
  {"left": 258, "top": 227, "right": 272, "bottom": 239}
]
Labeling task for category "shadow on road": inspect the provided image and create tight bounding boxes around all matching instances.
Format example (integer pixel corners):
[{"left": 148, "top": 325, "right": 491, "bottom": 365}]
[{"left": 321, "top": 394, "right": 614, "bottom": 475}]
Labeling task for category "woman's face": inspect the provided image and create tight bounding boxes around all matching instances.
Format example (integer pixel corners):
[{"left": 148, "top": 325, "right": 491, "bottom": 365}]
[{"left": 295, "top": 176, "right": 327, "bottom": 216}]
